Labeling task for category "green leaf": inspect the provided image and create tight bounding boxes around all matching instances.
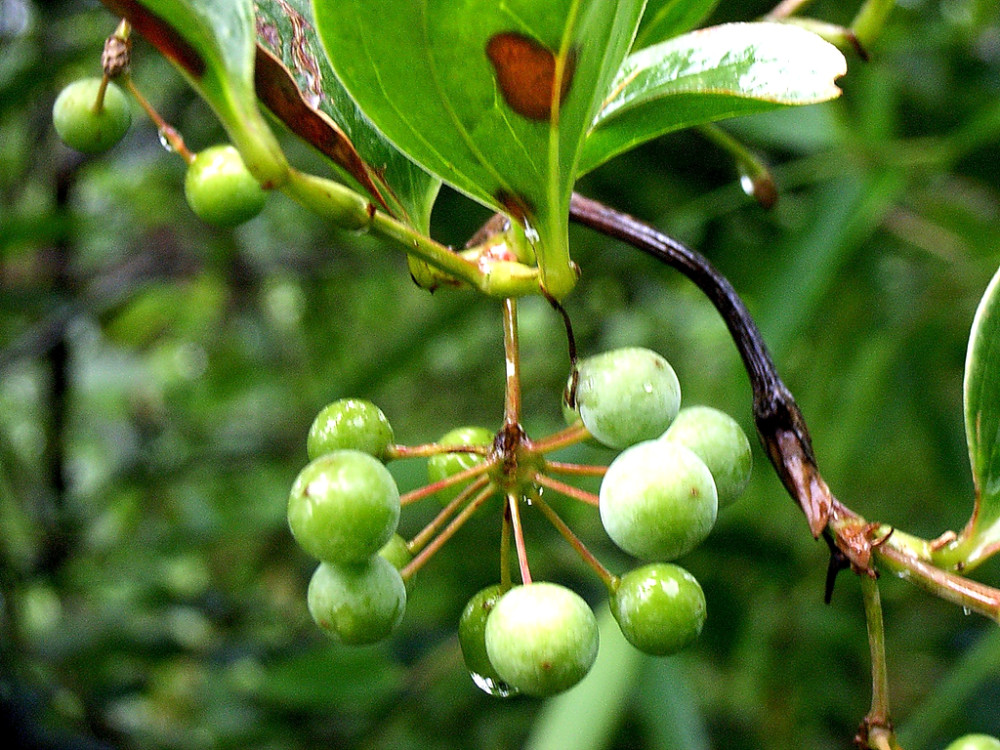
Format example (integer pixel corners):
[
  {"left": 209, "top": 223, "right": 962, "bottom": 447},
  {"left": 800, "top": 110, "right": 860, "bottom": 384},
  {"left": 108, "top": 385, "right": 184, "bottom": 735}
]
[
  {"left": 633, "top": 0, "right": 719, "bottom": 49},
  {"left": 311, "top": 0, "right": 645, "bottom": 299},
  {"left": 936, "top": 265, "right": 1000, "bottom": 570},
  {"left": 578, "top": 22, "right": 848, "bottom": 175},
  {"left": 254, "top": 0, "right": 440, "bottom": 231},
  {"left": 101, "top": 0, "right": 288, "bottom": 186}
]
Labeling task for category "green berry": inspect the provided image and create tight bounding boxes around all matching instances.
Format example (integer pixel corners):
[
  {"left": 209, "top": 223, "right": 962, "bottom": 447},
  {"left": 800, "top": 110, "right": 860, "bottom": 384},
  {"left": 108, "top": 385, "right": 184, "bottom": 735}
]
[
  {"left": 307, "top": 398, "right": 394, "bottom": 461},
  {"left": 307, "top": 557, "right": 406, "bottom": 645},
  {"left": 458, "top": 584, "right": 519, "bottom": 697},
  {"left": 564, "top": 347, "right": 681, "bottom": 450},
  {"left": 611, "top": 563, "right": 706, "bottom": 656},
  {"left": 599, "top": 440, "right": 717, "bottom": 561},
  {"left": 944, "top": 736, "right": 1000, "bottom": 750},
  {"left": 377, "top": 533, "right": 412, "bottom": 571},
  {"left": 661, "top": 406, "right": 752, "bottom": 509},
  {"left": 52, "top": 77, "right": 131, "bottom": 154},
  {"left": 287, "top": 450, "right": 400, "bottom": 564},
  {"left": 184, "top": 144, "right": 267, "bottom": 227},
  {"left": 427, "top": 426, "right": 494, "bottom": 505},
  {"left": 484, "top": 582, "right": 599, "bottom": 697}
]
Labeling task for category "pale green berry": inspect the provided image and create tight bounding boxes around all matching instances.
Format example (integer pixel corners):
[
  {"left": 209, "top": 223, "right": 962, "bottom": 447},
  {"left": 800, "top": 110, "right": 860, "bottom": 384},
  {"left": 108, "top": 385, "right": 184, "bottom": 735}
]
[
  {"left": 307, "top": 557, "right": 406, "bottom": 645},
  {"left": 485, "top": 582, "right": 599, "bottom": 697},
  {"left": 599, "top": 440, "right": 717, "bottom": 561},
  {"left": 661, "top": 405, "right": 752, "bottom": 509},
  {"left": 307, "top": 398, "right": 394, "bottom": 461},
  {"left": 564, "top": 347, "right": 681, "bottom": 450}
]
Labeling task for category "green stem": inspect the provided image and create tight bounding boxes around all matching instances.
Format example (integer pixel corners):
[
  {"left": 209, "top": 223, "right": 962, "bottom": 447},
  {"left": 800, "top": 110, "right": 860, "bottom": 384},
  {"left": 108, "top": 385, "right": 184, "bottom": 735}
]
[
  {"left": 698, "top": 124, "right": 777, "bottom": 209},
  {"left": 398, "top": 462, "right": 493, "bottom": 506},
  {"left": 508, "top": 493, "right": 532, "bottom": 585},
  {"left": 861, "top": 574, "right": 891, "bottom": 729},
  {"left": 407, "top": 474, "right": 493, "bottom": 553},
  {"left": 533, "top": 472, "right": 599, "bottom": 507},
  {"left": 401, "top": 483, "right": 495, "bottom": 580},
  {"left": 529, "top": 422, "right": 591, "bottom": 453},
  {"left": 500, "top": 503, "right": 513, "bottom": 591},
  {"left": 125, "top": 77, "right": 194, "bottom": 163},
  {"left": 530, "top": 490, "right": 615, "bottom": 588},
  {"left": 852, "top": 0, "right": 897, "bottom": 48},
  {"left": 874, "top": 543, "right": 1000, "bottom": 623},
  {"left": 542, "top": 460, "right": 607, "bottom": 478},
  {"left": 764, "top": 0, "right": 819, "bottom": 19},
  {"left": 502, "top": 298, "right": 521, "bottom": 426}
]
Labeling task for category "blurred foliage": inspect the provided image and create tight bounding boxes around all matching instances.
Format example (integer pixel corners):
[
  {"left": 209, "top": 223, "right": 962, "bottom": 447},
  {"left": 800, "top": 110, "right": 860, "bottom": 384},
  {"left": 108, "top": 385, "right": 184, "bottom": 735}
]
[{"left": 2, "top": 0, "right": 1000, "bottom": 748}]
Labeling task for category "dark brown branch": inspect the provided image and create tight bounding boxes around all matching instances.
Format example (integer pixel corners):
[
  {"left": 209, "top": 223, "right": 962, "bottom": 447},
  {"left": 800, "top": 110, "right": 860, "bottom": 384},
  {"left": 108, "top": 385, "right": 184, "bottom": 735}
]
[{"left": 568, "top": 192, "right": 834, "bottom": 539}]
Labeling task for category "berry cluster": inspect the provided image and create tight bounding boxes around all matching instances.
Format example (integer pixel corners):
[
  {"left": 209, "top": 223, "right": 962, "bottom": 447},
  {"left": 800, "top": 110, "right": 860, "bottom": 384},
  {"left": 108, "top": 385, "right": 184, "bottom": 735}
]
[{"left": 286, "top": 346, "right": 753, "bottom": 698}]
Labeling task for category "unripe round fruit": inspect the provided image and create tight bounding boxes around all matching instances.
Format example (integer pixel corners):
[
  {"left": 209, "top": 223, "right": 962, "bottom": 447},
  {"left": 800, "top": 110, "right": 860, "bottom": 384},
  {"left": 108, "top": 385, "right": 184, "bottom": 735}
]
[
  {"left": 184, "top": 144, "right": 267, "bottom": 227},
  {"left": 307, "top": 398, "right": 394, "bottom": 461},
  {"left": 458, "top": 584, "right": 518, "bottom": 697},
  {"left": 52, "top": 77, "right": 131, "bottom": 154},
  {"left": 944, "top": 735, "right": 1000, "bottom": 750},
  {"left": 307, "top": 557, "right": 406, "bottom": 645},
  {"left": 287, "top": 450, "right": 400, "bottom": 564},
  {"left": 377, "top": 533, "right": 412, "bottom": 571},
  {"left": 427, "top": 426, "right": 494, "bottom": 505},
  {"left": 661, "top": 405, "right": 752, "bottom": 509},
  {"left": 600, "top": 440, "right": 717, "bottom": 561},
  {"left": 611, "top": 563, "right": 706, "bottom": 656},
  {"left": 484, "top": 582, "right": 599, "bottom": 697},
  {"left": 564, "top": 347, "right": 681, "bottom": 450}
]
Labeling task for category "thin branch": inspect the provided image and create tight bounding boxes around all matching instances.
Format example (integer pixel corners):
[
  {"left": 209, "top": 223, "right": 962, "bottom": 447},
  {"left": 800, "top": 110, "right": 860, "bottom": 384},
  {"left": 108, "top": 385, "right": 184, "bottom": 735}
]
[
  {"left": 530, "top": 490, "right": 615, "bottom": 588},
  {"left": 569, "top": 192, "right": 831, "bottom": 540},
  {"left": 401, "top": 483, "right": 495, "bottom": 580}
]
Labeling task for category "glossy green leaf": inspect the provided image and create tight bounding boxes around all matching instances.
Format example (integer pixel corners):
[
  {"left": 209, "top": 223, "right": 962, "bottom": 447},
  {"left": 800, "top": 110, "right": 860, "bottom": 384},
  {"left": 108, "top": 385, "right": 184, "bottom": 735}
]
[
  {"left": 578, "top": 22, "right": 848, "bottom": 175},
  {"left": 311, "top": 0, "right": 645, "bottom": 299},
  {"left": 935, "top": 265, "right": 1000, "bottom": 570},
  {"left": 101, "top": 0, "right": 288, "bottom": 186},
  {"left": 633, "top": 0, "right": 719, "bottom": 49},
  {"left": 254, "top": 0, "right": 440, "bottom": 231}
]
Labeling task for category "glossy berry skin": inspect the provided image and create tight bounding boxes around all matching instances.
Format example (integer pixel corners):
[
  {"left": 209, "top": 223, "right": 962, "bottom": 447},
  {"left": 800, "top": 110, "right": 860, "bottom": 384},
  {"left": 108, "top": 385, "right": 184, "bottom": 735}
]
[
  {"left": 944, "top": 736, "right": 1000, "bottom": 750},
  {"left": 184, "top": 144, "right": 267, "bottom": 227},
  {"left": 484, "top": 582, "right": 599, "bottom": 697},
  {"left": 307, "top": 557, "right": 406, "bottom": 645},
  {"left": 458, "top": 584, "right": 518, "bottom": 696},
  {"left": 599, "top": 440, "right": 717, "bottom": 561},
  {"left": 427, "top": 426, "right": 494, "bottom": 505},
  {"left": 287, "top": 450, "right": 400, "bottom": 564},
  {"left": 53, "top": 78, "right": 131, "bottom": 154},
  {"left": 307, "top": 398, "right": 394, "bottom": 462},
  {"left": 611, "top": 563, "right": 706, "bottom": 656},
  {"left": 661, "top": 405, "right": 752, "bottom": 509},
  {"left": 565, "top": 347, "right": 681, "bottom": 450}
]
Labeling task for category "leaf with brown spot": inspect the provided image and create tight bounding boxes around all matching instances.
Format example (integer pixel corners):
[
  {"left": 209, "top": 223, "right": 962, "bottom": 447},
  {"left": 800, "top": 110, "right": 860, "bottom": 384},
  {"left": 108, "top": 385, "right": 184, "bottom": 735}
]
[{"left": 311, "top": 0, "right": 645, "bottom": 300}]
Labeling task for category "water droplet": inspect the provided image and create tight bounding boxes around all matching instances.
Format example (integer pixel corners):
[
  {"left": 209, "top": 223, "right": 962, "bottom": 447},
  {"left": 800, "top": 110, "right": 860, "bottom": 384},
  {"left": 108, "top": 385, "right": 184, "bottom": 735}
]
[
  {"left": 738, "top": 166, "right": 778, "bottom": 209},
  {"left": 642, "top": 382, "right": 653, "bottom": 393},
  {"left": 963, "top": 606, "right": 972, "bottom": 616},
  {"left": 158, "top": 130, "right": 175, "bottom": 153},
  {"left": 470, "top": 671, "right": 519, "bottom": 698},
  {"left": 521, "top": 216, "right": 539, "bottom": 245}
]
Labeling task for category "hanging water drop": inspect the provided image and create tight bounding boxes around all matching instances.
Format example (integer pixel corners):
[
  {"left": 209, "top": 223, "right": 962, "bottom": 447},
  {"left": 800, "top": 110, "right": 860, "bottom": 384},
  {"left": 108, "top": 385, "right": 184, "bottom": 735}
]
[
  {"left": 470, "top": 671, "right": 519, "bottom": 698},
  {"left": 158, "top": 129, "right": 175, "bottom": 153}
]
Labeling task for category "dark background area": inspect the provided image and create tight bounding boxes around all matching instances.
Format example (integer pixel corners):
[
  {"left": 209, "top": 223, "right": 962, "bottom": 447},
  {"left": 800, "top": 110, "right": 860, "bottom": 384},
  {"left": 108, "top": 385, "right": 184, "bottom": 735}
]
[{"left": 2, "top": 0, "right": 1000, "bottom": 748}]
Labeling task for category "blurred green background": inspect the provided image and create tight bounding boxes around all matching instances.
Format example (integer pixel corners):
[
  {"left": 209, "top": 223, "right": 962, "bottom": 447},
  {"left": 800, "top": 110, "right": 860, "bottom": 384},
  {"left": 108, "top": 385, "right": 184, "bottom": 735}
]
[{"left": 3, "top": 0, "right": 1000, "bottom": 748}]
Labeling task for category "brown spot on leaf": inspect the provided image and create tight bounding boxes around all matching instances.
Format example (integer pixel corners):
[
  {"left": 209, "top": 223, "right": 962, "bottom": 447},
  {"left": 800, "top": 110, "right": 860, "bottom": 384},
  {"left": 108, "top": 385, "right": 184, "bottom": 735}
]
[
  {"left": 486, "top": 32, "right": 574, "bottom": 121},
  {"left": 101, "top": 0, "right": 205, "bottom": 77}
]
